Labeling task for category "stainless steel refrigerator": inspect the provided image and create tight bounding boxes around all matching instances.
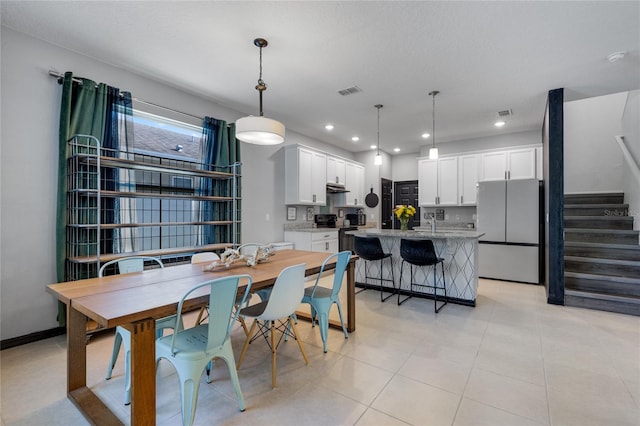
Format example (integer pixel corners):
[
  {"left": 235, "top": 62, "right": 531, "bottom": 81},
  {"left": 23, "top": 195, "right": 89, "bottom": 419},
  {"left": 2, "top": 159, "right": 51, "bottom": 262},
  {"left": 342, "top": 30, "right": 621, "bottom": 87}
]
[{"left": 477, "top": 179, "right": 541, "bottom": 284}]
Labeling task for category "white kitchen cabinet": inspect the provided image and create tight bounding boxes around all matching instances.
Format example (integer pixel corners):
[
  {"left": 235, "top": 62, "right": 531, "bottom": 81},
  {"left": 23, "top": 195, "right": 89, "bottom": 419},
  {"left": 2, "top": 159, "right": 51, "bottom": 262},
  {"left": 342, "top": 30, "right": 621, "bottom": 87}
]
[
  {"left": 508, "top": 148, "right": 537, "bottom": 180},
  {"left": 326, "top": 156, "right": 346, "bottom": 185},
  {"left": 458, "top": 154, "right": 479, "bottom": 205},
  {"left": 283, "top": 230, "right": 339, "bottom": 253},
  {"left": 285, "top": 146, "right": 327, "bottom": 205},
  {"left": 344, "top": 162, "right": 365, "bottom": 206},
  {"left": 418, "top": 156, "right": 458, "bottom": 206},
  {"left": 480, "top": 147, "right": 537, "bottom": 181}
]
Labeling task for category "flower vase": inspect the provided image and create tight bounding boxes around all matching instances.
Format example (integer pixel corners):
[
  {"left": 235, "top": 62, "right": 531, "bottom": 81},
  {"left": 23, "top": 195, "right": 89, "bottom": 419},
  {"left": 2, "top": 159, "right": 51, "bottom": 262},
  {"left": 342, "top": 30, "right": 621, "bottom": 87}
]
[{"left": 400, "top": 218, "right": 409, "bottom": 231}]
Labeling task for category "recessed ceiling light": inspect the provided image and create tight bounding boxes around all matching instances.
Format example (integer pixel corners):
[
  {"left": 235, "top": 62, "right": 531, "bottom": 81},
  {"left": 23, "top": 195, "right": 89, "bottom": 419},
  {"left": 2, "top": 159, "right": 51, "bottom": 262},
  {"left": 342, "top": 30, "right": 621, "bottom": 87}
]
[
  {"left": 351, "top": 136, "right": 360, "bottom": 142},
  {"left": 394, "top": 148, "right": 400, "bottom": 152},
  {"left": 421, "top": 133, "right": 430, "bottom": 139},
  {"left": 325, "top": 124, "right": 334, "bottom": 130},
  {"left": 370, "top": 145, "right": 377, "bottom": 150},
  {"left": 494, "top": 120, "right": 506, "bottom": 127}
]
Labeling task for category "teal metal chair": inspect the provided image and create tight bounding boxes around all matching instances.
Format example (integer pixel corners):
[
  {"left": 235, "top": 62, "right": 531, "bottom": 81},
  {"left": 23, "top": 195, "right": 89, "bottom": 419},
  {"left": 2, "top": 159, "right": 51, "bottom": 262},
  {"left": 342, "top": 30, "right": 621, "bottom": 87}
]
[
  {"left": 156, "top": 275, "right": 251, "bottom": 426},
  {"left": 236, "top": 263, "right": 309, "bottom": 388},
  {"left": 301, "top": 251, "right": 351, "bottom": 353},
  {"left": 191, "top": 252, "right": 221, "bottom": 325},
  {"left": 101, "top": 256, "right": 184, "bottom": 405}
]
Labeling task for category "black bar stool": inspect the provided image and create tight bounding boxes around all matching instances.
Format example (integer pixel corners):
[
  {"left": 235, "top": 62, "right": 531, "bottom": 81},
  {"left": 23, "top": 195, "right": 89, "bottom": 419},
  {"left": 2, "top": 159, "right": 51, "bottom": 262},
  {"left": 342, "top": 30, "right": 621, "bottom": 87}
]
[
  {"left": 398, "top": 238, "right": 447, "bottom": 312},
  {"left": 353, "top": 236, "right": 396, "bottom": 302}
]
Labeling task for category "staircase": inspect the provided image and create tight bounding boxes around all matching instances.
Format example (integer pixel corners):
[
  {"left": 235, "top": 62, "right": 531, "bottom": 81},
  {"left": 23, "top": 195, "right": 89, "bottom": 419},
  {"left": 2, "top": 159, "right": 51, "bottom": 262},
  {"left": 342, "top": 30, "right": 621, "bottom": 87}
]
[{"left": 564, "top": 192, "right": 640, "bottom": 316}]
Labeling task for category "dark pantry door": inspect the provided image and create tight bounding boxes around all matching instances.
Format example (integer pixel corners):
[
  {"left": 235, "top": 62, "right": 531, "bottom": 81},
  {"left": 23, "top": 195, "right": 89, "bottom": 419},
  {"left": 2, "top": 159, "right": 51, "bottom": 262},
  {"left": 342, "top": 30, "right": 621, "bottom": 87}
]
[{"left": 393, "top": 180, "right": 420, "bottom": 230}]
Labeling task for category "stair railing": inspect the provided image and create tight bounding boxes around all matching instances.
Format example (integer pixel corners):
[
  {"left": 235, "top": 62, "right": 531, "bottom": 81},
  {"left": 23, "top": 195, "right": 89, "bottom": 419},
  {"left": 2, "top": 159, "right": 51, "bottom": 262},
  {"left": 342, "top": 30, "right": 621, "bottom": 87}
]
[{"left": 615, "top": 135, "right": 640, "bottom": 185}]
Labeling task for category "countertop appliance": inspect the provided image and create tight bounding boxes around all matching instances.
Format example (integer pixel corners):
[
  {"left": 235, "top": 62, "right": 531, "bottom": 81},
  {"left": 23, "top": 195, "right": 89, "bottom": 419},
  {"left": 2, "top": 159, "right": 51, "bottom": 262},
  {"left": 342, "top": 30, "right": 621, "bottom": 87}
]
[
  {"left": 314, "top": 214, "right": 337, "bottom": 228},
  {"left": 346, "top": 210, "right": 366, "bottom": 226},
  {"left": 477, "top": 179, "right": 542, "bottom": 284}
]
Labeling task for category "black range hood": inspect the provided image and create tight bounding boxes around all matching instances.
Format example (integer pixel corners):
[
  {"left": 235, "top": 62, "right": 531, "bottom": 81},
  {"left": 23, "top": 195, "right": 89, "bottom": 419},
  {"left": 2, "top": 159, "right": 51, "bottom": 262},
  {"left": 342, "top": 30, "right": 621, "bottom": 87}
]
[{"left": 326, "top": 183, "right": 350, "bottom": 193}]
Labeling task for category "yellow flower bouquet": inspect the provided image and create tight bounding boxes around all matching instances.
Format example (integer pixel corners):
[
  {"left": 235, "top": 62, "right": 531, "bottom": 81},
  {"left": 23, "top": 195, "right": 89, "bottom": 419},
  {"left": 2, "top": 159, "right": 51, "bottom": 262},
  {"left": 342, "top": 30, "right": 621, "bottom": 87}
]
[{"left": 393, "top": 204, "right": 416, "bottom": 230}]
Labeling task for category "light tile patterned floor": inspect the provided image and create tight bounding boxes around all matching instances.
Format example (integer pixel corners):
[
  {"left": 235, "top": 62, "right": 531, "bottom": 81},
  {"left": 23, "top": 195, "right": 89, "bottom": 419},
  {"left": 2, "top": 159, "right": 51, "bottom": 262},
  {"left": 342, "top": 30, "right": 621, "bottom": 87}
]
[{"left": 1, "top": 279, "right": 639, "bottom": 425}]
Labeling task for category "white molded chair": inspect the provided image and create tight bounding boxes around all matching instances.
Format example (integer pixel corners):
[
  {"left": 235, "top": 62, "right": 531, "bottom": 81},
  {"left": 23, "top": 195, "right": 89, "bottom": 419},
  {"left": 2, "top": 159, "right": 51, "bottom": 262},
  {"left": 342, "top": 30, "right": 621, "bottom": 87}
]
[
  {"left": 236, "top": 263, "right": 309, "bottom": 388},
  {"left": 100, "top": 256, "right": 183, "bottom": 405},
  {"left": 156, "top": 275, "right": 251, "bottom": 426},
  {"left": 301, "top": 251, "right": 351, "bottom": 353},
  {"left": 191, "top": 252, "right": 220, "bottom": 324}
]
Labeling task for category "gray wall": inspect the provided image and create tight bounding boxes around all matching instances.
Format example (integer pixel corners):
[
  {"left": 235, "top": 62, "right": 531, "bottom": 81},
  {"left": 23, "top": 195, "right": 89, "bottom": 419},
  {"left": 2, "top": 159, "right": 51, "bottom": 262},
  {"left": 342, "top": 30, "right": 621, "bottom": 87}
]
[
  {"left": 621, "top": 90, "right": 640, "bottom": 230},
  {"left": 564, "top": 92, "right": 627, "bottom": 193},
  {"left": 0, "top": 28, "right": 352, "bottom": 340}
]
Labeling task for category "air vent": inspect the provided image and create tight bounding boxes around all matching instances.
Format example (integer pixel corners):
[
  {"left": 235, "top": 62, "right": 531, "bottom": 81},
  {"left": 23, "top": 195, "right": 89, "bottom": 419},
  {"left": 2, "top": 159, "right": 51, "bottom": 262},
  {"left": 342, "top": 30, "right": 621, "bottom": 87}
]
[
  {"left": 337, "top": 85, "right": 362, "bottom": 96},
  {"left": 497, "top": 109, "right": 513, "bottom": 117}
]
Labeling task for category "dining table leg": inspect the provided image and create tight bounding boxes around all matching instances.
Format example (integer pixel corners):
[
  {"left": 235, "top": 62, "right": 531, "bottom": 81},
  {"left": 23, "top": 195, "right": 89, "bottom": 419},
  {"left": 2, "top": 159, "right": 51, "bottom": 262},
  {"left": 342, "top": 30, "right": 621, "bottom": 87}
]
[
  {"left": 67, "top": 304, "right": 123, "bottom": 425},
  {"left": 346, "top": 259, "right": 356, "bottom": 332},
  {"left": 122, "top": 318, "right": 156, "bottom": 426}
]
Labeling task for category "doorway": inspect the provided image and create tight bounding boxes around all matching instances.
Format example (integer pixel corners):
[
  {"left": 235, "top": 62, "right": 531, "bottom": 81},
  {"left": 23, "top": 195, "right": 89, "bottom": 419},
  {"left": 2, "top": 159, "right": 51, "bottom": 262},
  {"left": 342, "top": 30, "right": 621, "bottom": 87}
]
[
  {"left": 393, "top": 180, "right": 420, "bottom": 230},
  {"left": 381, "top": 178, "right": 393, "bottom": 229}
]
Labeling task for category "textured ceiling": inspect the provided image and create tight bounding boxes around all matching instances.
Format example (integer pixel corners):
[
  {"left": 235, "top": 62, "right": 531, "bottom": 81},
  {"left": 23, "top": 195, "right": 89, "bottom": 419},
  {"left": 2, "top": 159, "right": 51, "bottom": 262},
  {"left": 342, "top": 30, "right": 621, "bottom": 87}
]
[{"left": 2, "top": 1, "right": 639, "bottom": 155}]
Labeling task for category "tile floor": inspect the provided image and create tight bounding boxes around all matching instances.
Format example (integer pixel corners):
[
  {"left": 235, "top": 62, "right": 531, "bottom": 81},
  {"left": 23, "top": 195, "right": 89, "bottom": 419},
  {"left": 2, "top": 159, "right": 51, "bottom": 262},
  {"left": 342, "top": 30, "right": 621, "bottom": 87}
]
[{"left": 1, "top": 279, "right": 639, "bottom": 425}]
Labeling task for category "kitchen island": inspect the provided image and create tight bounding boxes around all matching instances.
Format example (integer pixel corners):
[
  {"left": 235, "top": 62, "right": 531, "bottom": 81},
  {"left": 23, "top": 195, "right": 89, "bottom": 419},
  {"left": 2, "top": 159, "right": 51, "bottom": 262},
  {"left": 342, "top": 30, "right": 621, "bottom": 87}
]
[{"left": 347, "top": 229, "right": 484, "bottom": 306}]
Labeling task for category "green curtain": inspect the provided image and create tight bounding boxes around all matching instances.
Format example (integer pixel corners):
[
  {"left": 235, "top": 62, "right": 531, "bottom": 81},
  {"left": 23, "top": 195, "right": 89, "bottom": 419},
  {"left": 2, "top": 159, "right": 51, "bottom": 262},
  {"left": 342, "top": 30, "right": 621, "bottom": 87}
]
[
  {"left": 55, "top": 72, "right": 120, "bottom": 325},
  {"left": 198, "top": 117, "right": 241, "bottom": 245}
]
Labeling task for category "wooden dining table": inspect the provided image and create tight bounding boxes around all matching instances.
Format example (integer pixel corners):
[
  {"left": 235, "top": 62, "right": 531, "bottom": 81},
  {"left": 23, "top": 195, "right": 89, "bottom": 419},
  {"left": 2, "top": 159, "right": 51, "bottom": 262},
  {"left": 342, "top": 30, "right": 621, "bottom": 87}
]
[{"left": 46, "top": 249, "right": 357, "bottom": 426}]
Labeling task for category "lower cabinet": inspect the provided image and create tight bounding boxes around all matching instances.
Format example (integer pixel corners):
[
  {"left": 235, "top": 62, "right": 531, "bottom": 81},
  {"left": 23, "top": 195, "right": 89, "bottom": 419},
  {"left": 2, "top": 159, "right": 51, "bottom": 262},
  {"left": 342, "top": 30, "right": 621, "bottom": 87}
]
[{"left": 284, "top": 230, "right": 339, "bottom": 253}]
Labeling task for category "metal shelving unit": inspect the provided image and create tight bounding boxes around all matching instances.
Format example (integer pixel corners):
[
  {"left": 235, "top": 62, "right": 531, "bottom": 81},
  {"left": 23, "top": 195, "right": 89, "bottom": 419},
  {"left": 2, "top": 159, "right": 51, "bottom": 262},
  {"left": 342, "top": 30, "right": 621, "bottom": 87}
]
[{"left": 65, "top": 134, "right": 241, "bottom": 281}]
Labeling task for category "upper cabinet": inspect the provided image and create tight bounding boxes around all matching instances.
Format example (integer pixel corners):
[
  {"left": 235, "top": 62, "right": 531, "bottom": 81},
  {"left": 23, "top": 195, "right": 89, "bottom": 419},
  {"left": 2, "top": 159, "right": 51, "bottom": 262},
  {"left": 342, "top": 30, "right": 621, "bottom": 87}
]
[
  {"left": 458, "top": 154, "right": 479, "bottom": 205},
  {"left": 418, "top": 157, "right": 458, "bottom": 206},
  {"left": 417, "top": 145, "right": 541, "bottom": 208},
  {"left": 344, "top": 162, "right": 365, "bottom": 206},
  {"left": 326, "top": 156, "right": 346, "bottom": 185},
  {"left": 480, "top": 147, "right": 537, "bottom": 181},
  {"left": 285, "top": 146, "right": 327, "bottom": 205}
]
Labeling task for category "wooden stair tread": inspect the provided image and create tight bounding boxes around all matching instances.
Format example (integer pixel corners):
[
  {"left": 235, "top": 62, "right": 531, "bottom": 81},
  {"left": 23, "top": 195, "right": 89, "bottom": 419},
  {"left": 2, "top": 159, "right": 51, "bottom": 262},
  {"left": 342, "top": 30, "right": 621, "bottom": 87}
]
[
  {"left": 564, "top": 241, "right": 640, "bottom": 250},
  {"left": 564, "top": 216, "right": 632, "bottom": 220},
  {"left": 565, "top": 289, "right": 640, "bottom": 304},
  {"left": 565, "top": 203, "right": 629, "bottom": 208},
  {"left": 564, "top": 271, "right": 640, "bottom": 284},
  {"left": 564, "top": 256, "right": 640, "bottom": 266},
  {"left": 565, "top": 228, "right": 639, "bottom": 234}
]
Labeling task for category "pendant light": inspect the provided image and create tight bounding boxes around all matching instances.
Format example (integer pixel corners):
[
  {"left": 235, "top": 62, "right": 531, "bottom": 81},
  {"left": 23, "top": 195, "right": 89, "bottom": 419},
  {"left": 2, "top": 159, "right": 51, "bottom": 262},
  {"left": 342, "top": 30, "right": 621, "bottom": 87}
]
[
  {"left": 374, "top": 104, "right": 383, "bottom": 165},
  {"left": 235, "top": 38, "right": 285, "bottom": 145},
  {"left": 428, "top": 90, "right": 439, "bottom": 159}
]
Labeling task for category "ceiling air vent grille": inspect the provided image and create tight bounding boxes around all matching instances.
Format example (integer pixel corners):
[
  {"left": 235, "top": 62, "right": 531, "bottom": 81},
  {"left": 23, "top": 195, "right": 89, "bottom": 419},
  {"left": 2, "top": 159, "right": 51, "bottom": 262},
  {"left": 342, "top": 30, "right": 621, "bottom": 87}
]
[
  {"left": 497, "top": 109, "right": 513, "bottom": 117},
  {"left": 337, "top": 85, "right": 362, "bottom": 96}
]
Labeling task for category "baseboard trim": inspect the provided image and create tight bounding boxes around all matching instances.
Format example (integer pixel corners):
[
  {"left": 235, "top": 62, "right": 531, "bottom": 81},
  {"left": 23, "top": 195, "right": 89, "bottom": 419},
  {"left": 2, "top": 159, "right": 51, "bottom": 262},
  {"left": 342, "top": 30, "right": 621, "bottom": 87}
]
[
  {"left": 1, "top": 327, "right": 66, "bottom": 350},
  {"left": 355, "top": 282, "right": 476, "bottom": 307}
]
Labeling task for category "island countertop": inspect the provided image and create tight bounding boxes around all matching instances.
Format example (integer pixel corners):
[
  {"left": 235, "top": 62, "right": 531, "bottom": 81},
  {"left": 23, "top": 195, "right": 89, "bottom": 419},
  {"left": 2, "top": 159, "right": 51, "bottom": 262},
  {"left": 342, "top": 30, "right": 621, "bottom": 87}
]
[{"left": 347, "top": 228, "right": 485, "bottom": 239}]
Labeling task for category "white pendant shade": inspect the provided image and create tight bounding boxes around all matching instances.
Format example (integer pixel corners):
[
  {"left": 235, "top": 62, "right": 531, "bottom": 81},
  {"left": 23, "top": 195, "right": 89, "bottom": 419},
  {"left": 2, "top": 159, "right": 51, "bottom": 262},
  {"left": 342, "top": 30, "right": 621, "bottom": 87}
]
[
  {"left": 374, "top": 153, "right": 382, "bottom": 165},
  {"left": 429, "top": 147, "right": 439, "bottom": 160},
  {"left": 235, "top": 116, "right": 285, "bottom": 145}
]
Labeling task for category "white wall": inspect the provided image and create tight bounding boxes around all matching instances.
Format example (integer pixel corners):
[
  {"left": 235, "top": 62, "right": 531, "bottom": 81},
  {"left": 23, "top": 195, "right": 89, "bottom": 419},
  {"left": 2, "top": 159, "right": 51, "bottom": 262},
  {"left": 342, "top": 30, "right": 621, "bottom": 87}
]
[
  {"left": 0, "top": 28, "right": 352, "bottom": 340},
  {"left": 620, "top": 90, "right": 640, "bottom": 230},
  {"left": 391, "top": 154, "right": 419, "bottom": 182},
  {"left": 564, "top": 92, "right": 627, "bottom": 193}
]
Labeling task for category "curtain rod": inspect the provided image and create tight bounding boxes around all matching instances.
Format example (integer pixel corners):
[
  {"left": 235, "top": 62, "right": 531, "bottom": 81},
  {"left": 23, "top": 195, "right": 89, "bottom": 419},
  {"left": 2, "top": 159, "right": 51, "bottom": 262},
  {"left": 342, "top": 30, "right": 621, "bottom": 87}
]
[{"left": 48, "top": 70, "right": 204, "bottom": 121}]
